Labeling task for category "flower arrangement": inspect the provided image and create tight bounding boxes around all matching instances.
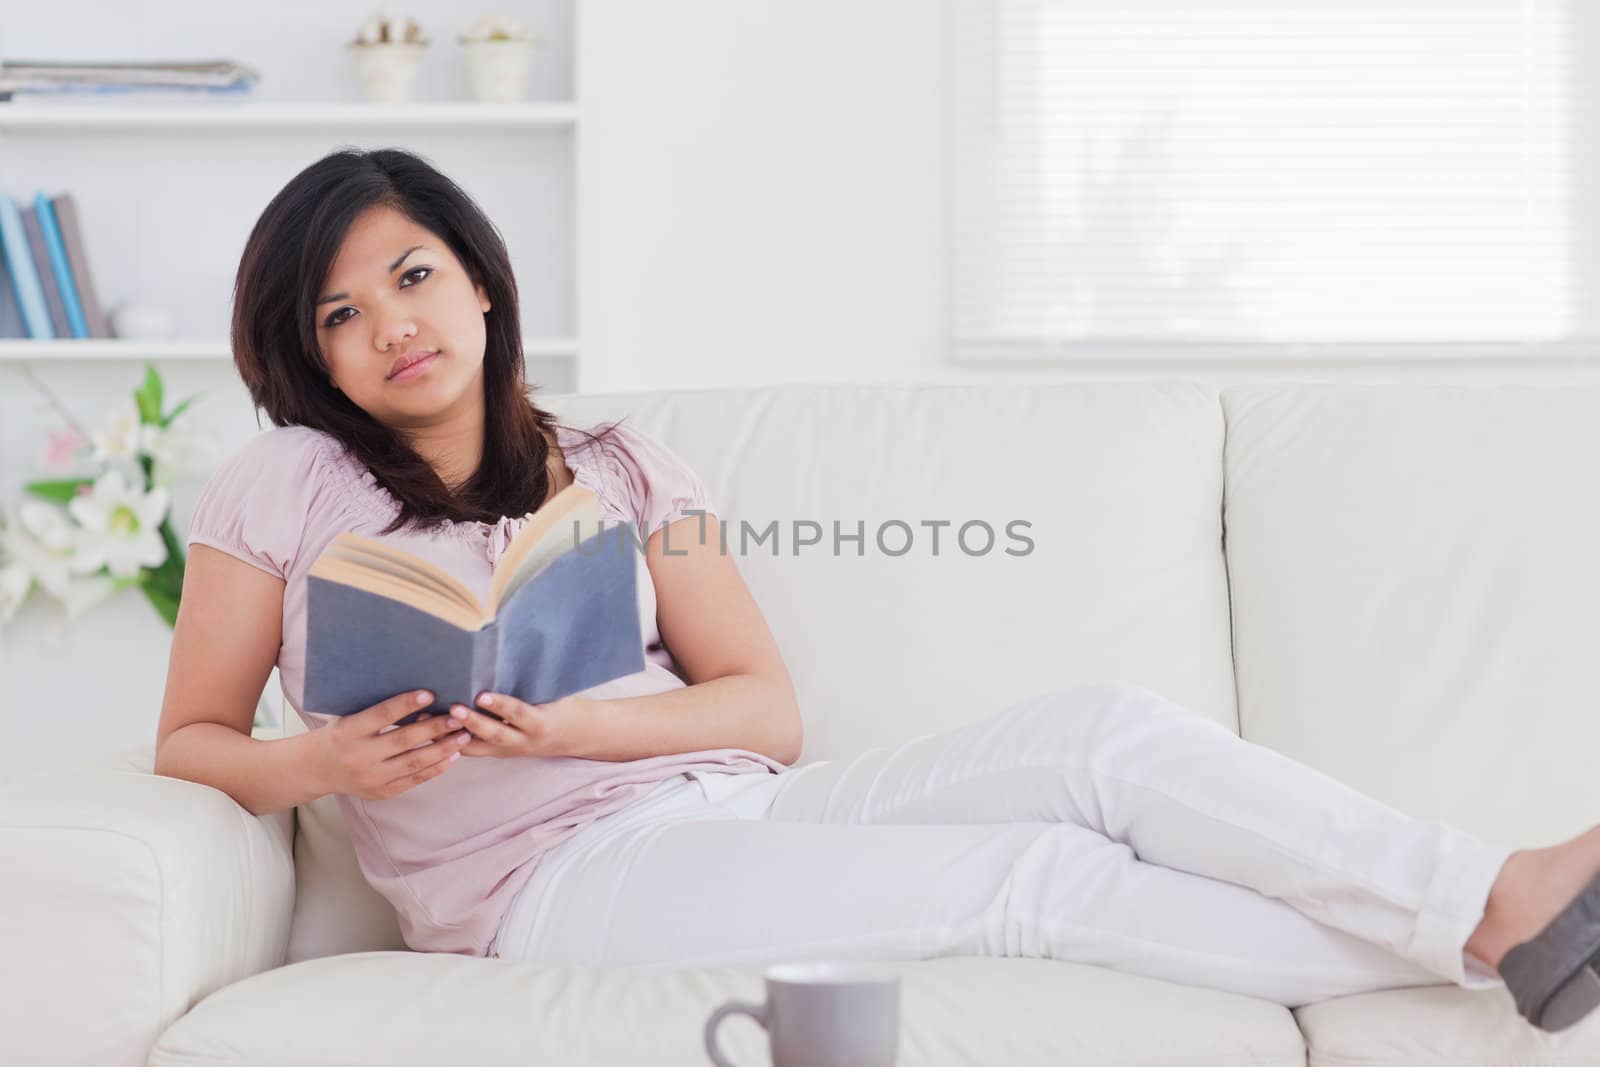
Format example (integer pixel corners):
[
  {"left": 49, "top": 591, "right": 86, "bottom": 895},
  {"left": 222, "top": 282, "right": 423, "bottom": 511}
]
[
  {"left": 347, "top": 12, "right": 430, "bottom": 103},
  {"left": 353, "top": 12, "right": 430, "bottom": 47},
  {"left": 0, "top": 364, "right": 212, "bottom": 629},
  {"left": 458, "top": 13, "right": 541, "bottom": 102},
  {"left": 458, "top": 14, "right": 535, "bottom": 44}
]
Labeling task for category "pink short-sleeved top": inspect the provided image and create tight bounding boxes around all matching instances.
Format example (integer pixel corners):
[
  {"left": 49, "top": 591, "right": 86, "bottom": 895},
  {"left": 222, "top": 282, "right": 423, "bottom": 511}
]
[{"left": 185, "top": 420, "right": 787, "bottom": 957}]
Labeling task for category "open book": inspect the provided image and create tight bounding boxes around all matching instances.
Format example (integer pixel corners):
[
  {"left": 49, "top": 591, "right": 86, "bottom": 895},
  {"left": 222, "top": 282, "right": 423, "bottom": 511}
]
[{"left": 302, "top": 484, "right": 645, "bottom": 726}]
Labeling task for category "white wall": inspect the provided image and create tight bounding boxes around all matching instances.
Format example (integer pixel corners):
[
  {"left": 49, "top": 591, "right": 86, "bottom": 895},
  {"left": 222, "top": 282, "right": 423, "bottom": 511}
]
[
  {"left": 575, "top": 0, "right": 1600, "bottom": 391},
  {"left": 6, "top": 0, "right": 1600, "bottom": 782},
  {"left": 577, "top": 0, "right": 945, "bottom": 391}
]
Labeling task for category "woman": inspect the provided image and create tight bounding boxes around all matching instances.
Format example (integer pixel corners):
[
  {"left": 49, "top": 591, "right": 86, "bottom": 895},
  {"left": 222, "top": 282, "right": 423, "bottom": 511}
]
[{"left": 154, "top": 148, "right": 1600, "bottom": 1033}]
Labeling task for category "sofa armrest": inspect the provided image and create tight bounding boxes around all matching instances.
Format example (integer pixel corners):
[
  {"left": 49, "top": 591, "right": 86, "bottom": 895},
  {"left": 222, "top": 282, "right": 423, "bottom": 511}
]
[{"left": 0, "top": 743, "right": 296, "bottom": 1067}]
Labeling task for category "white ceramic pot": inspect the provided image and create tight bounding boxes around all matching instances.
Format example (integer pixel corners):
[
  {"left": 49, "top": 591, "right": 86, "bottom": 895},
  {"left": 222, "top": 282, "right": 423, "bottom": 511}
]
[
  {"left": 462, "top": 38, "right": 539, "bottom": 102},
  {"left": 108, "top": 301, "right": 173, "bottom": 341},
  {"left": 349, "top": 42, "right": 427, "bottom": 104}
]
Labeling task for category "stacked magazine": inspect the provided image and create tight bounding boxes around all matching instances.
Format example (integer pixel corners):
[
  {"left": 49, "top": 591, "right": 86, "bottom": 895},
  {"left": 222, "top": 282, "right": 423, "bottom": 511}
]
[{"left": 0, "top": 60, "right": 260, "bottom": 100}]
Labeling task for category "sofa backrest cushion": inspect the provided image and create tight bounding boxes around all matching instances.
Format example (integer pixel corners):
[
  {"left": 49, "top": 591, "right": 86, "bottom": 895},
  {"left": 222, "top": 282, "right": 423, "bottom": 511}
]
[
  {"left": 548, "top": 383, "right": 1239, "bottom": 752},
  {"left": 286, "top": 382, "right": 1237, "bottom": 958},
  {"left": 1221, "top": 383, "right": 1600, "bottom": 846}
]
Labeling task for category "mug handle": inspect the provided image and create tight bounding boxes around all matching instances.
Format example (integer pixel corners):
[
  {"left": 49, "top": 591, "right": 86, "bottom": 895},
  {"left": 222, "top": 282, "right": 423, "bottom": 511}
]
[{"left": 704, "top": 998, "right": 769, "bottom": 1067}]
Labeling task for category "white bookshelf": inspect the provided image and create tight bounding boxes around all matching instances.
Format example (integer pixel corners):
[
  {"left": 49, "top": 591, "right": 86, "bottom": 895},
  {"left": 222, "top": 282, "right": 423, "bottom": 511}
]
[
  {"left": 0, "top": 101, "right": 579, "bottom": 131},
  {"left": 0, "top": 336, "right": 579, "bottom": 360},
  {"left": 0, "top": 3, "right": 584, "bottom": 775},
  {"left": 0, "top": 98, "right": 582, "bottom": 392}
]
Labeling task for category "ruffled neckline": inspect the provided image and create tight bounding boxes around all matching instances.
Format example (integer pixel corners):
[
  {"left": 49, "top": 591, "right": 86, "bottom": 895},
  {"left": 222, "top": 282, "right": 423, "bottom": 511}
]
[{"left": 326, "top": 424, "right": 624, "bottom": 567}]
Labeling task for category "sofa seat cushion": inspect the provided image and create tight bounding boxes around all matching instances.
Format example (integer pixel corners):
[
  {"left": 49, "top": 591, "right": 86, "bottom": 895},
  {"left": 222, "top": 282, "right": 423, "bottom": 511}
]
[
  {"left": 1294, "top": 985, "right": 1600, "bottom": 1064},
  {"left": 149, "top": 953, "right": 1305, "bottom": 1066}
]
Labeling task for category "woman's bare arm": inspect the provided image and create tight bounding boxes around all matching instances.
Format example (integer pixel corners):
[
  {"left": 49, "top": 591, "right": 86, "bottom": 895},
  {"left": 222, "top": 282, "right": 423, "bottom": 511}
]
[
  {"left": 152, "top": 544, "right": 330, "bottom": 815},
  {"left": 563, "top": 512, "right": 803, "bottom": 764}
]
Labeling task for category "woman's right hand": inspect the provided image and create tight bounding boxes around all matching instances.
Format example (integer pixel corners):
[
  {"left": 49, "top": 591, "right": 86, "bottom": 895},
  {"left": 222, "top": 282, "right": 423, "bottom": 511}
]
[{"left": 311, "top": 690, "right": 472, "bottom": 800}]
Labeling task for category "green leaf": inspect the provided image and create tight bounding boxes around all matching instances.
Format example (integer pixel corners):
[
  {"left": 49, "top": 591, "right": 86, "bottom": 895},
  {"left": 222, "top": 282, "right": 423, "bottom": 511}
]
[
  {"left": 23, "top": 478, "right": 91, "bottom": 504},
  {"left": 160, "top": 392, "right": 202, "bottom": 428},
  {"left": 140, "top": 577, "right": 180, "bottom": 628},
  {"left": 157, "top": 518, "right": 185, "bottom": 568},
  {"left": 107, "top": 574, "right": 144, "bottom": 595},
  {"left": 134, "top": 365, "right": 164, "bottom": 425},
  {"left": 138, "top": 526, "right": 185, "bottom": 630},
  {"left": 141, "top": 520, "right": 188, "bottom": 610}
]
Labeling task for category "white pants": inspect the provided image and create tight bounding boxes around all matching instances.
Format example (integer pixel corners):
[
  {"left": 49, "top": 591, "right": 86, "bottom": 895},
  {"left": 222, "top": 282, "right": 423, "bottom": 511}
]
[{"left": 488, "top": 684, "right": 1513, "bottom": 1007}]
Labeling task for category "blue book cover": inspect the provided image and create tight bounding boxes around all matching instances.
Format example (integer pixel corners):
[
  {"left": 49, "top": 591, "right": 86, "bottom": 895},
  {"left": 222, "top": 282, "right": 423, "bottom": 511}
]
[
  {"left": 0, "top": 195, "right": 55, "bottom": 339},
  {"left": 0, "top": 252, "right": 25, "bottom": 338},
  {"left": 302, "top": 485, "right": 647, "bottom": 727},
  {"left": 34, "top": 192, "right": 89, "bottom": 338},
  {"left": 20, "top": 206, "right": 71, "bottom": 336}
]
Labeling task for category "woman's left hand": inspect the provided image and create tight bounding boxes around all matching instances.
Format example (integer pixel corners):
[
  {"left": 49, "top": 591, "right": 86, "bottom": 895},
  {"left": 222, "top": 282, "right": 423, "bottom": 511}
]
[{"left": 448, "top": 692, "right": 590, "bottom": 759}]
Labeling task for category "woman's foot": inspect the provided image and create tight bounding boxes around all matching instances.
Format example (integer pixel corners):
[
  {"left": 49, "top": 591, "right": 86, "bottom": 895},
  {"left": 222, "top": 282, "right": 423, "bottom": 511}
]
[{"left": 1467, "top": 824, "right": 1600, "bottom": 971}]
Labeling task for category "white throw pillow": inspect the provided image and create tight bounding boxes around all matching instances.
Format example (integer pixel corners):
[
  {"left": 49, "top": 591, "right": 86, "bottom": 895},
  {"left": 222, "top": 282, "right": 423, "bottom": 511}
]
[{"left": 281, "top": 703, "right": 409, "bottom": 962}]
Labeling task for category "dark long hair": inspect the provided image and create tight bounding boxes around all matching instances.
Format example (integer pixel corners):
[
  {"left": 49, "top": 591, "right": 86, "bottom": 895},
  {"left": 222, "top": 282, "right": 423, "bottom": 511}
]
[{"left": 230, "top": 147, "right": 620, "bottom": 534}]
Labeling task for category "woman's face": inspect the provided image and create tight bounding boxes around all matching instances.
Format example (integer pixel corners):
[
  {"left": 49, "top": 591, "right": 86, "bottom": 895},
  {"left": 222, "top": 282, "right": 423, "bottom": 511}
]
[{"left": 315, "top": 204, "right": 492, "bottom": 428}]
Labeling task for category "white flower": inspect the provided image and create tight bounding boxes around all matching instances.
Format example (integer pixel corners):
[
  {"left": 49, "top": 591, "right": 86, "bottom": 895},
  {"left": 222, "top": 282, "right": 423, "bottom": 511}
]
[
  {"left": 90, "top": 402, "right": 144, "bottom": 463},
  {"left": 19, "top": 498, "right": 75, "bottom": 553},
  {"left": 6, "top": 499, "right": 77, "bottom": 594},
  {"left": 0, "top": 502, "right": 117, "bottom": 621},
  {"left": 463, "top": 14, "right": 529, "bottom": 41},
  {"left": 354, "top": 10, "right": 426, "bottom": 46},
  {"left": 0, "top": 561, "right": 33, "bottom": 624},
  {"left": 49, "top": 571, "right": 119, "bottom": 621},
  {"left": 66, "top": 469, "right": 170, "bottom": 580},
  {"left": 140, "top": 419, "right": 217, "bottom": 487}
]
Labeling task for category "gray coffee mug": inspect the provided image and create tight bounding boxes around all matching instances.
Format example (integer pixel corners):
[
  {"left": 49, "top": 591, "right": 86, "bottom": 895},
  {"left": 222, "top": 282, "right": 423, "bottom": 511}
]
[{"left": 704, "top": 961, "right": 900, "bottom": 1067}]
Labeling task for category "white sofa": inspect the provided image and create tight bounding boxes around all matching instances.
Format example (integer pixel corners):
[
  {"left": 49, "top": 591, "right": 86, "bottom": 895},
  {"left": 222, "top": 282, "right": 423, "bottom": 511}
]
[{"left": 4, "top": 381, "right": 1600, "bottom": 1066}]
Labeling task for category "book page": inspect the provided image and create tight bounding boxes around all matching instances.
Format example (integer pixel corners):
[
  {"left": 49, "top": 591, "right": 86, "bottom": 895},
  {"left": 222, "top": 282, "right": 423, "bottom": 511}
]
[
  {"left": 326, "top": 540, "right": 479, "bottom": 614},
  {"left": 308, "top": 552, "right": 486, "bottom": 630},
  {"left": 494, "top": 506, "right": 613, "bottom": 610},
  {"left": 486, "top": 483, "right": 604, "bottom": 614},
  {"left": 321, "top": 531, "right": 483, "bottom": 614},
  {"left": 490, "top": 521, "right": 646, "bottom": 704}
]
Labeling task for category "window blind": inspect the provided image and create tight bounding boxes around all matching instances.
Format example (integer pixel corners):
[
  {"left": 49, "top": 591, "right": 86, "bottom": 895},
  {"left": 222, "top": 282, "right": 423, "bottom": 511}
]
[{"left": 947, "top": 0, "right": 1569, "bottom": 358}]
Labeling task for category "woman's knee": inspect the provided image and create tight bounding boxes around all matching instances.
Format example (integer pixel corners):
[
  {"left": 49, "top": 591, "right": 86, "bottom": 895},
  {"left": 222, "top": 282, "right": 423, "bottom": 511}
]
[
  {"left": 1003, "top": 683, "right": 1219, "bottom": 750},
  {"left": 1026, "top": 682, "right": 1174, "bottom": 721},
  {"left": 985, "top": 684, "right": 1125, "bottom": 744}
]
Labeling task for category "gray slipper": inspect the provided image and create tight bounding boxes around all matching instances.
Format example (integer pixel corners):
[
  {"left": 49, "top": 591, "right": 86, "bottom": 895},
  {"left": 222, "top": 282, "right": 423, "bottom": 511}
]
[{"left": 1499, "top": 872, "right": 1600, "bottom": 1032}]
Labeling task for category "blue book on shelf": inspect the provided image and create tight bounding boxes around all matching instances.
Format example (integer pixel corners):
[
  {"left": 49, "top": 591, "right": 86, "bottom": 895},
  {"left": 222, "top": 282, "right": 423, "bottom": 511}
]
[
  {"left": 0, "top": 251, "right": 26, "bottom": 338},
  {"left": 34, "top": 192, "right": 88, "bottom": 338},
  {"left": 0, "top": 195, "right": 54, "bottom": 339}
]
